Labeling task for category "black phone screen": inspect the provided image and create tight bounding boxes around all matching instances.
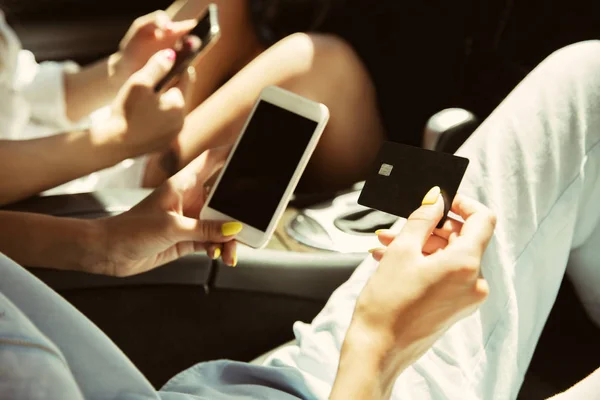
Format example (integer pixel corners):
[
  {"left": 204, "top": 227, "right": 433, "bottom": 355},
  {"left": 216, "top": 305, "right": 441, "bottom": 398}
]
[
  {"left": 190, "top": 6, "right": 214, "bottom": 44},
  {"left": 208, "top": 101, "right": 318, "bottom": 231}
]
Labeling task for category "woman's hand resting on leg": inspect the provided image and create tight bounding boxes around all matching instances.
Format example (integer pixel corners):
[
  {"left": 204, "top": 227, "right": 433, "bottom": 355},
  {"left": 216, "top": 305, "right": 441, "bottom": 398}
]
[
  {"left": 88, "top": 146, "right": 238, "bottom": 277},
  {"left": 331, "top": 187, "right": 496, "bottom": 399}
]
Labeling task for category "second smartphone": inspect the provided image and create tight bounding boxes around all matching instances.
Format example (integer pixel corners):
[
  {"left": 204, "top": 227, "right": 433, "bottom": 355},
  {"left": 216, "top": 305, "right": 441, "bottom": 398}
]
[{"left": 155, "top": 3, "right": 220, "bottom": 92}]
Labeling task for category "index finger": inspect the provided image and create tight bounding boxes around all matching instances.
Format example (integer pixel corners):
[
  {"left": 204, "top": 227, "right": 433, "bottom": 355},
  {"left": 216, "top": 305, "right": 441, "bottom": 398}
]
[{"left": 450, "top": 194, "right": 496, "bottom": 256}]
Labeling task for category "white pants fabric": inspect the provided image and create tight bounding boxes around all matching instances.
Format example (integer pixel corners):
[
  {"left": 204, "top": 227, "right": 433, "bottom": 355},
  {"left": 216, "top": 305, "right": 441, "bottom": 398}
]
[{"left": 263, "top": 41, "right": 600, "bottom": 399}]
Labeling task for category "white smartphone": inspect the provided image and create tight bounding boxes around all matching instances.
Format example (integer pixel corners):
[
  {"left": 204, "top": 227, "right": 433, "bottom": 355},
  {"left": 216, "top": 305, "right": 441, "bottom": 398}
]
[{"left": 200, "top": 86, "right": 330, "bottom": 248}]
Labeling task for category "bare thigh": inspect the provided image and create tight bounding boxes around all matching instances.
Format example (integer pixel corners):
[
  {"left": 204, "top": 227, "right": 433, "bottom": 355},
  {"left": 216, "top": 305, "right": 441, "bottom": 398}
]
[{"left": 147, "top": 32, "right": 384, "bottom": 190}]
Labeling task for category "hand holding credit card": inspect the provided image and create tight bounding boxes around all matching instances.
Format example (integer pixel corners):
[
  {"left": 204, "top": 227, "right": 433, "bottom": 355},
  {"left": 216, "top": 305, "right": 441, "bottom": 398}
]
[{"left": 358, "top": 141, "right": 469, "bottom": 228}]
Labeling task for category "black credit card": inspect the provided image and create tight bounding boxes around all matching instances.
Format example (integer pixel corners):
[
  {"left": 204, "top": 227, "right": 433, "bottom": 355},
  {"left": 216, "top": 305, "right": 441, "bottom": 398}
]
[{"left": 358, "top": 141, "right": 469, "bottom": 228}]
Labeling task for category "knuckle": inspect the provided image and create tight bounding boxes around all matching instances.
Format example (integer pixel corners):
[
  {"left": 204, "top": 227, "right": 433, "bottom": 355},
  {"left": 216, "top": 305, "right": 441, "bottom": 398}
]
[
  {"left": 408, "top": 206, "right": 439, "bottom": 224},
  {"left": 448, "top": 257, "right": 480, "bottom": 280},
  {"left": 387, "top": 239, "right": 413, "bottom": 256},
  {"left": 169, "top": 90, "right": 186, "bottom": 109},
  {"left": 132, "top": 18, "right": 144, "bottom": 30},
  {"left": 200, "top": 221, "right": 219, "bottom": 240},
  {"left": 408, "top": 208, "right": 429, "bottom": 221},
  {"left": 487, "top": 210, "right": 498, "bottom": 229},
  {"left": 155, "top": 10, "right": 168, "bottom": 22},
  {"left": 461, "top": 255, "right": 481, "bottom": 274},
  {"left": 129, "top": 77, "right": 152, "bottom": 92},
  {"left": 472, "top": 282, "right": 490, "bottom": 301}
]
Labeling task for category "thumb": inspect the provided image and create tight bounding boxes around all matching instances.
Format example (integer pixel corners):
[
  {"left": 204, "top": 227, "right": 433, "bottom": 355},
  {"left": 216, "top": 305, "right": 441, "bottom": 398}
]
[
  {"left": 391, "top": 186, "right": 445, "bottom": 254},
  {"left": 172, "top": 216, "right": 243, "bottom": 243},
  {"left": 169, "top": 19, "right": 198, "bottom": 36},
  {"left": 134, "top": 48, "right": 176, "bottom": 87}
]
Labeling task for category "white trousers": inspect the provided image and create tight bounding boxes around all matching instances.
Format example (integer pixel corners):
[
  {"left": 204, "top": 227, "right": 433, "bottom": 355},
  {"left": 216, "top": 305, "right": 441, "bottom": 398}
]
[{"left": 264, "top": 41, "right": 600, "bottom": 399}]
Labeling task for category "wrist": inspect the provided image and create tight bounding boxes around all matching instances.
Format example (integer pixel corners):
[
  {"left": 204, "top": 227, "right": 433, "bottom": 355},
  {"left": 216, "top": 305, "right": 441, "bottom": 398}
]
[
  {"left": 332, "top": 322, "right": 405, "bottom": 399},
  {"left": 60, "top": 218, "right": 107, "bottom": 274},
  {"left": 78, "top": 218, "right": 111, "bottom": 275},
  {"left": 108, "top": 52, "right": 135, "bottom": 89},
  {"left": 89, "top": 117, "right": 134, "bottom": 161}
]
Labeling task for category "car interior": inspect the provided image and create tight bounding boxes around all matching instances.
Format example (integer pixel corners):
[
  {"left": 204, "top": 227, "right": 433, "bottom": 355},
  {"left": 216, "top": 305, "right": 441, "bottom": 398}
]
[{"left": 2, "top": 0, "right": 600, "bottom": 399}]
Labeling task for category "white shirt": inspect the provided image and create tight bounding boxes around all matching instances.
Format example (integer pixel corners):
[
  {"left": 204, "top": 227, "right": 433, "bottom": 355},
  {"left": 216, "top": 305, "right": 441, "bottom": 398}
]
[{"left": 0, "top": 11, "right": 146, "bottom": 195}]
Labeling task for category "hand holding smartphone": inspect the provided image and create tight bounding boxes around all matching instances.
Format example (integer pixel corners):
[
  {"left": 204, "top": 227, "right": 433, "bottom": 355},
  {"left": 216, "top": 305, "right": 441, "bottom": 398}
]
[
  {"left": 154, "top": 3, "right": 221, "bottom": 92},
  {"left": 200, "top": 86, "right": 330, "bottom": 248}
]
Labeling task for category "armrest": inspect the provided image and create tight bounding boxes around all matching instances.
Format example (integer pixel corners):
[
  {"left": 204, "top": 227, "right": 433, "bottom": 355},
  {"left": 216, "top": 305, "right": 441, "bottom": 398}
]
[
  {"left": 214, "top": 246, "right": 364, "bottom": 301},
  {"left": 28, "top": 254, "right": 212, "bottom": 291},
  {"left": 2, "top": 190, "right": 214, "bottom": 290},
  {"left": 2, "top": 191, "right": 361, "bottom": 299},
  {"left": 2, "top": 189, "right": 152, "bottom": 218}
]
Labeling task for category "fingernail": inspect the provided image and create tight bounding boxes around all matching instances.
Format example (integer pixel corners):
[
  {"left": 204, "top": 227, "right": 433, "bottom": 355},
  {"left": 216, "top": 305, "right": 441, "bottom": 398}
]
[
  {"left": 211, "top": 247, "right": 221, "bottom": 260},
  {"left": 221, "top": 222, "right": 243, "bottom": 236},
  {"left": 422, "top": 186, "right": 441, "bottom": 206},
  {"left": 375, "top": 229, "right": 384, "bottom": 235},
  {"left": 228, "top": 250, "right": 237, "bottom": 268},
  {"left": 368, "top": 247, "right": 385, "bottom": 254},
  {"left": 163, "top": 48, "right": 176, "bottom": 61},
  {"left": 165, "top": 22, "right": 174, "bottom": 31}
]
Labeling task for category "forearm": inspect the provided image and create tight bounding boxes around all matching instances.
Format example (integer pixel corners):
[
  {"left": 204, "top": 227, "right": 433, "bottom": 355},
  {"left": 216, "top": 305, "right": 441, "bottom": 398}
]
[
  {"left": 331, "top": 324, "right": 401, "bottom": 400},
  {"left": 63, "top": 53, "right": 130, "bottom": 121},
  {"left": 0, "top": 125, "right": 127, "bottom": 206},
  {"left": 331, "top": 321, "right": 439, "bottom": 399},
  {"left": 0, "top": 211, "right": 103, "bottom": 272}
]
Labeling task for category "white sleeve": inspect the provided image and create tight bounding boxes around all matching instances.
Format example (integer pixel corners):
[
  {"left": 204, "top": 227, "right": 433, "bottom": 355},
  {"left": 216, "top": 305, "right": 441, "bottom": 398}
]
[{"left": 17, "top": 50, "right": 86, "bottom": 130}]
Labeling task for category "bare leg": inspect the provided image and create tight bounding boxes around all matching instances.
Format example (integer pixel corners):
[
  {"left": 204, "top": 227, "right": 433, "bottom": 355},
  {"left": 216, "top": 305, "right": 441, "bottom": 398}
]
[{"left": 144, "top": 33, "right": 384, "bottom": 190}]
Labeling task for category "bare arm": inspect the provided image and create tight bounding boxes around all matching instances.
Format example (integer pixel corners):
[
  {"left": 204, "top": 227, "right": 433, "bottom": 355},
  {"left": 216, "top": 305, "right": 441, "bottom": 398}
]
[
  {"left": 330, "top": 323, "right": 434, "bottom": 400},
  {"left": 63, "top": 12, "right": 196, "bottom": 122},
  {"left": 0, "top": 125, "right": 126, "bottom": 206},
  {"left": 63, "top": 53, "right": 130, "bottom": 121},
  {"left": 330, "top": 326, "right": 399, "bottom": 399},
  {"left": 0, "top": 211, "right": 103, "bottom": 272},
  {"left": 0, "top": 48, "right": 189, "bottom": 206}
]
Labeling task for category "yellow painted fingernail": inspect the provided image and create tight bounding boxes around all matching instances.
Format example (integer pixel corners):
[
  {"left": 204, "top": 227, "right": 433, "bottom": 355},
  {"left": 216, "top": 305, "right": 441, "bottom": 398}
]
[
  {"left": 222, "top": 222, "right": 243, "bottom": 236},
  {"left": 368, "top": 247, "right": 385, "bottom": 254},
  {"left": 375, "top": 229, "right": 384, "bottom": 235},
  {"left": 231, "top": 252, "right": 237, "bottom": 268},
  {"left": 422, "top": 186, "right": 441, "bottom": 205},
  {"left": 211, "top": 247, "right": 221, "bottom": 260}
]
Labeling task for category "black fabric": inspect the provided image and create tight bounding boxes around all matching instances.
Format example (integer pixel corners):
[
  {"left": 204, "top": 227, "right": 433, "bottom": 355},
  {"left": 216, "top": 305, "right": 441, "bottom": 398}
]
[
  {"left": 61, "top": 286, "right": 324, "bottom": 389},
  {"left": 518, "top": 277, "right": 600, "bottom": 398},
  {"left": 249, "top": 0, "right": 600, "bottom": 150},
  {"left": 249, "top": 0, "right": 505, "bottom": 147}
]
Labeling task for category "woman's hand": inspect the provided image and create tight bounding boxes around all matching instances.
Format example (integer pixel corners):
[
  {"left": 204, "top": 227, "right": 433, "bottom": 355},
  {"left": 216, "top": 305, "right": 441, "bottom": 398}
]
[
  {"left": 114, "top": 10, "right": 196, "bottom": 78},
  {"left": 94, "top": 49, "right": 195, "bottom": 159},
  {"left": 332, "top": 187, "right": 496, "bottom": 399},
  {"left": 89, "top": 146, "right": 237, "bottom": 277}
]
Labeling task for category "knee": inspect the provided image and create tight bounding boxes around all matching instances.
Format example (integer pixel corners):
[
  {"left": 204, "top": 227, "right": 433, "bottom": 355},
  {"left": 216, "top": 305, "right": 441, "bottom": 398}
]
[
  {"left": 274, "top": 32, "right": 368, "bottom": 84},
  {"left": 539, "top": 41, "right": 600, "bottom": 87}
]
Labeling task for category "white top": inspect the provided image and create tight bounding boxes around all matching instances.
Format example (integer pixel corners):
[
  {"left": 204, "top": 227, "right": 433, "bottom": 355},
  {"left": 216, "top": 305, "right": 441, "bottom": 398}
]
[{"left": 0, "top": 11, "right": 146, "bottom": 195}]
